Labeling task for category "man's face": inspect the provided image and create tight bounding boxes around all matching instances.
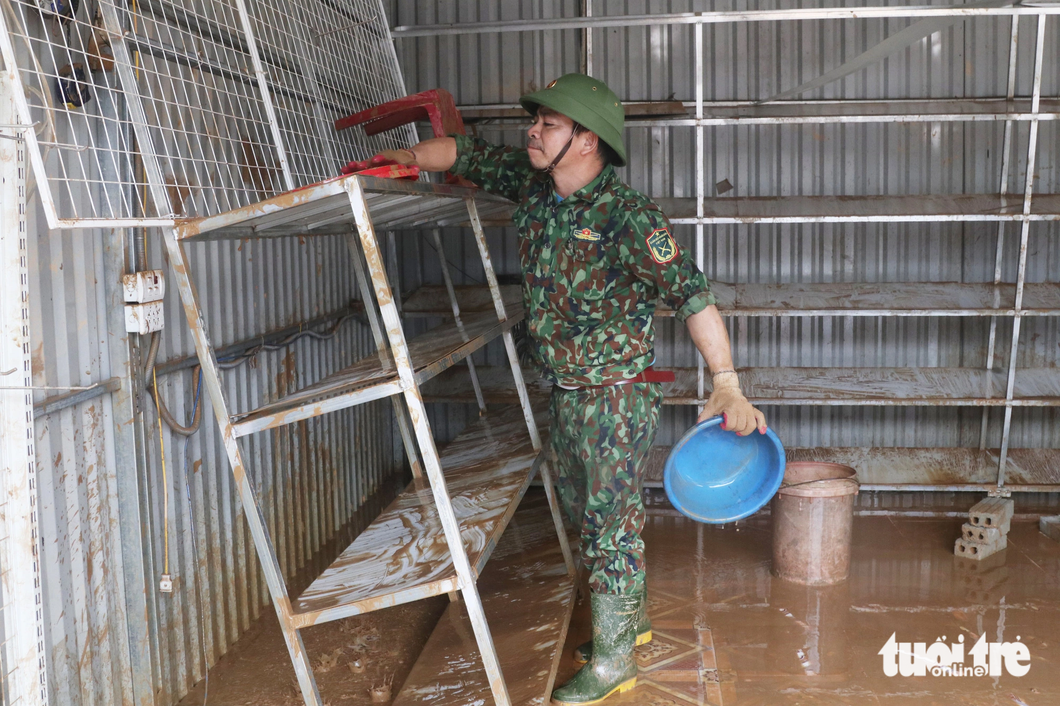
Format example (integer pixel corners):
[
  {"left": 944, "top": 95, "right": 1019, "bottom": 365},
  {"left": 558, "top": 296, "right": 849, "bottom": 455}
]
[{"left": 526, "top": 108, "right": 578, "bottom": 170}]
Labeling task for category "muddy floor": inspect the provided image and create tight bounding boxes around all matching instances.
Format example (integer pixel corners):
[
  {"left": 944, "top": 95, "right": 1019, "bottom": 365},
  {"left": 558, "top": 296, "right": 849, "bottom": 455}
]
[
  {"left": 175, "top": 598, "right": 446, "bottom": 706},
  {"left": 180, "top": 501, "right": 1060, "bottom": 706}
]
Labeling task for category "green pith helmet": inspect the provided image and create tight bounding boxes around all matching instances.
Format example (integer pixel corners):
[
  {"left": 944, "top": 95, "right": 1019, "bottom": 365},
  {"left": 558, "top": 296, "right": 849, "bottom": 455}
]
[{"left": 520, "top": 74, "right": 627, "bottom": 167}]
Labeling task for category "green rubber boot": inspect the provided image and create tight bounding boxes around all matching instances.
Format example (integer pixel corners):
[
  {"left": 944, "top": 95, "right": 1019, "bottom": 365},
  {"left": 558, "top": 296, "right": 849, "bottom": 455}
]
[
  {"left": 573, "top": 590, "right": 650, "bottom": 665},
  {"left": 552, "top": 592, "right": 639, "bottom": 705}
]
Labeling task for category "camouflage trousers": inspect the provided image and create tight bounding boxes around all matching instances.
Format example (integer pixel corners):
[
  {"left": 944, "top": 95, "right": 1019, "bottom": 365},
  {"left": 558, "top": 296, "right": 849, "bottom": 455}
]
[{"left": 549, "top": 382, "right": 663, "bottom": 595}]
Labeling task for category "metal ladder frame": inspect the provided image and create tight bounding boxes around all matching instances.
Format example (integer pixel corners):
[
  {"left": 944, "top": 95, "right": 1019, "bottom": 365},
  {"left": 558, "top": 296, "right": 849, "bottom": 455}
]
[{"left": 163, "top": 177, "right": 574, "bottom": 706}]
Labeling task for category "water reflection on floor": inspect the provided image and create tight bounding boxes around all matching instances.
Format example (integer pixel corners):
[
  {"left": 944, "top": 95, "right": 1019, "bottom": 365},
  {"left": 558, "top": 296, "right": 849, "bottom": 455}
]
[{"left": 558, "top": 512, "right": 1060, "bottom": 706}]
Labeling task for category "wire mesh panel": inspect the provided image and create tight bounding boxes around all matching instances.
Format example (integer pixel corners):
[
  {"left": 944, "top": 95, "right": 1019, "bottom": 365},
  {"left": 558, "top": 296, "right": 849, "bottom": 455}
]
[
  {"left": 0, "top": 0, "right": 152, "bottom": 223},
  {"left": 112, "top": 0, "right": 296, "bottom": 216},
  {"left": 246, "top": 0, "right": 415, "bottom": 186},
  {"left": 0, "top": 0, "right": 411, "bottom": 225}
]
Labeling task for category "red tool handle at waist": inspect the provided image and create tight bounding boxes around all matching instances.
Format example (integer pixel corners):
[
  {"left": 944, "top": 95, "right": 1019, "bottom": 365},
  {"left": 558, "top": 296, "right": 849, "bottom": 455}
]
[{"left": 629, "top": 366, "right": 675, "bottom": 383}]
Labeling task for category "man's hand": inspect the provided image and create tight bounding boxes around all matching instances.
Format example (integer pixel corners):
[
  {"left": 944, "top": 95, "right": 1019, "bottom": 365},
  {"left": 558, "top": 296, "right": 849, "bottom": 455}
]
[
  {"left": 363, "top": 138, "right": 457, "bottom": 173},
  {"left": 698, "top": 372, "right": 767, "bottom": 436}
]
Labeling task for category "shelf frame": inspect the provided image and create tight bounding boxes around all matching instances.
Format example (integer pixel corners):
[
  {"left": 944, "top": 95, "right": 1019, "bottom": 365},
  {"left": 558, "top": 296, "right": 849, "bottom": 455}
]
[
  {"left": 640, "top": 446, "right": 1060, "bottom": 491},
  {"left": 457, "top": 97, "right": 1060, "bottom": 128},
  {"left": 289, "top": 408, "right": 548, "bottom": 629},
  {"left": 392, "top": 5, "right": 1060, "bottom": 37},
  {"left": 402, "top": 281, "right": 1060, "bottom": 318},
  {"left": 226, "top": 307, "right": 521, "bottom": 438},
  {"left": 623, "top": 6, "right": 1052, "bottom": 489},
  {"left": 163, "top": 177, "right": 575, "bottom": 706},
  {"left": 419, "top": 365, "right": 1060, "bottom": 408},
  {"left": 996, "top": 14, "right": 1049, "bottom": 486}
]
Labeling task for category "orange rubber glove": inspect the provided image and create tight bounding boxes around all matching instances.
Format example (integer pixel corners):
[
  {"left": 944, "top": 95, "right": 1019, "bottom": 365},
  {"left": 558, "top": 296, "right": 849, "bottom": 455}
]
[{"left": 698, "top": 372, "right": 767, "bottom": 436}]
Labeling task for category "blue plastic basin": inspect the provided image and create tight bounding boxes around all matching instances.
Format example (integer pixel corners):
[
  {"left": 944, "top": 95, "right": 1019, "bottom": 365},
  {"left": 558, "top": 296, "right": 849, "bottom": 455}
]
[{"left": 663, "top": 416, "right": 786, "bottom": 523}]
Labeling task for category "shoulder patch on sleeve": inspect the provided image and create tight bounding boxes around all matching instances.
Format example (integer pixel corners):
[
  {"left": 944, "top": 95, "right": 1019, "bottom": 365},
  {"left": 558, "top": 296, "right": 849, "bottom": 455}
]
[{"left": 646, "top": 228, "right": 678, "bottom": 264}]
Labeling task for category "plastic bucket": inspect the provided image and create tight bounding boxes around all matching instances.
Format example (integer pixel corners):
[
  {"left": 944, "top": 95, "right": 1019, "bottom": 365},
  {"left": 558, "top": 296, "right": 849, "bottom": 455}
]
[
  {"left": 663, "top": 416, "right": 786, "bottom": 523},
  {"left": 772, "top": 462, "right": 859, "bottom": 585}
]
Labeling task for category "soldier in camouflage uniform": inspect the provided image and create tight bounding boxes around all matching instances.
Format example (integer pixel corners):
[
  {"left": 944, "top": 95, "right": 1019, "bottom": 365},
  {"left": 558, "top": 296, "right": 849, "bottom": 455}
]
[{"left": 375, "top": 74, "right": 766, "bottom": 705}]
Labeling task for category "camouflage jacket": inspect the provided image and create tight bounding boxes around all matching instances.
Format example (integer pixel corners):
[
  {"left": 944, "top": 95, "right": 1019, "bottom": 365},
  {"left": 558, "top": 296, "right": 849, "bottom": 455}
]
[{"left": 450, "top": 134, "right": 715, "bottom": 386}]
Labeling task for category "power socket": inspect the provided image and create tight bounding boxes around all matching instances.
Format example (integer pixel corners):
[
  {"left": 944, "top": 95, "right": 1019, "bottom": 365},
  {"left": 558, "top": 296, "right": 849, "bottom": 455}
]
[
  {"left": 122, "top": 269, "right": 165, "bottom": 303},
  {"left": 124, "top": 301, "right": 165, "bottom": 334},
  {"left": 159, "top": 574, "right": 173, "bottom": 593}
]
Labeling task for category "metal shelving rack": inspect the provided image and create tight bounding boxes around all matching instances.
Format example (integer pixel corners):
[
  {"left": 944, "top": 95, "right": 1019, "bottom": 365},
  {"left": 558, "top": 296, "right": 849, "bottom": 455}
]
[
  {"left": 165, "top": 173, "right": 576, "bottom": 706},
  {"left": 392, "top": 4, "right": 1060, "bottom": 492},
  {"left": 0, "top": 0, "right": 586, "bottom": 701}
]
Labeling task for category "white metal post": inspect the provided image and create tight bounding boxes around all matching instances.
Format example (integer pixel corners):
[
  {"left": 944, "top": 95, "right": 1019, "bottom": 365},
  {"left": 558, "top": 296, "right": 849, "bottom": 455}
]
[
  {"left": 584, "top": 0, "right": 593, "bottom": 76},
  {"left": 347, "top": 181, "right": 512, "bottom": 706},
  {"left": 464, "top": 198, "right": 576, "bottom": 575},
  {"left": 430, "top": 229, "right": 487, "bottom": 414},
  {"left": 343, "top": 230, "right": 424, "bottom": 479},
  {"left": 980, "top": 14, "right": 1020, "bottom": 450},
  {"left": 232, "top": 0, "right": 296, "bottom": 192},
  {"left": 695, "top": 20, "right": 706, "bottom": 400},
  {"left": 998, "top": 13, "right": 1046, "bottom": 485},
  {"left": 0, "top": 15, "right": 58, "bottom": 230},
  {"left": 0, "top": 83, "right": 48, "bottom": 706}
]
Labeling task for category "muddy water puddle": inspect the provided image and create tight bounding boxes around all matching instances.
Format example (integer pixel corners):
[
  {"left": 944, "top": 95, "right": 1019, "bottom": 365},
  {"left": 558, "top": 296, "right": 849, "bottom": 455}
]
[
  {"left": 180, "top": 510, "right": 1060, "bottom": 705},
  {"left": 555, "top": 513, "right": 1060, "bottom": 705}
]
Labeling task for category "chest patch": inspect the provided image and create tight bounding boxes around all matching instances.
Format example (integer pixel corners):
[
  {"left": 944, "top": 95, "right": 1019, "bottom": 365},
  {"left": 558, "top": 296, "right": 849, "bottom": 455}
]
[
  {"left": 646, "top": 228, "right": 678, "bottom": 263},
  {"left": 573, "top": 227, "right": 601, "bottom": 242}
]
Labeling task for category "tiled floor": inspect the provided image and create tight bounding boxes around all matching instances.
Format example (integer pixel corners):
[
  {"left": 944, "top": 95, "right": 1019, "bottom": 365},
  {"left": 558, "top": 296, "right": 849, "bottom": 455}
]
[{"left": 556, "top": 512, "right": 1060, "bottom": 705}]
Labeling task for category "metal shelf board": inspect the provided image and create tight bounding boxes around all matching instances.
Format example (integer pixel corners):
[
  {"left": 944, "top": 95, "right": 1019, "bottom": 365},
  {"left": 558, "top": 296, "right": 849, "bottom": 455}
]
[
  {"left": 421, "top": 366, "right": 1060, "bottom": 407},
  {"left": 656, "top": 193, "right": 1060, "bottom": 224},
  {"left": 177, "top": 175, "right": 515, "bottom": 241},
  {"left": 422, "top": 365, "right": 552, "bottom": 406},
  {"left": 291, "top": 406, "right": 547, "bottom": 629},
  {"left": 403, "top": 283, "right": 1060, "bottom": 318},
  {"left": 393, "top": 6, "right": 1060, "bottom": 37},
  {"left": 230, "top": 306, "right": 522, "bottom": 437},
  {"left": 392, "top": 491, "right": 577, "bottom": 706},
  {"left": 403, "top": 285, "right": 525, "bottom": 317},
  {"left": 461, "top": 98, "right": 1060, "bottom": 128},
  {"left": 641, "top": 446, "right": 1060, "bottom": 489},
  {"left": 667, "top": 367, "right": 1060, "bottom": 407},
  {"left": 702, "top": 282, "right": 1060, "bottom": 317},
  {"left": 406, "top": 193, "right": 1060, "bottom": 228},
  {"left": 684, "top": 97, "right": 1060, "bottom": 126}
]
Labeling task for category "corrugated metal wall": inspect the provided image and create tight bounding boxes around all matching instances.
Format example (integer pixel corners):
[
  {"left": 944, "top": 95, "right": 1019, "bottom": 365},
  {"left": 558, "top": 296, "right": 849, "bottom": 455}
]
[
  {"left": 139, "top": 231, "right": 400, "bottom": 706},
  {"left": 25, "top": 206, "right": 137, "bottom": 705},
  {"left": 389, "top": 1, "right": 1060, "bottom": 454},
  {"left": 9, "top": 0, "right": 410, "bottom": 700},
  {"left": 25, "top": 185, "right": 402, "bottom": 704},
  {"left": 15, "top": 3, "right": 1060, "bottom": 705}
]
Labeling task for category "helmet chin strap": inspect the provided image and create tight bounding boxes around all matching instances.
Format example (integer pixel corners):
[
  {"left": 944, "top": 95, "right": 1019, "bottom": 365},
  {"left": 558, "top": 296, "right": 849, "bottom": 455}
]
[{"left": 539, "top": 122, "right": 582, "bottom": 174}]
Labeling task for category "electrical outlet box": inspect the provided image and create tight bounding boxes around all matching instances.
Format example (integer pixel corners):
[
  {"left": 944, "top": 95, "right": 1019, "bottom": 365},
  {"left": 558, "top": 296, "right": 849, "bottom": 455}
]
[
  {"left": 122, "top": 269, "right": 165, "bottom": 303},
  {"left": 159, "top": 574, "right": 173, "bottom": 592},
  {"left": 124, "top": 301, "right": 164, "bottom": 334}
]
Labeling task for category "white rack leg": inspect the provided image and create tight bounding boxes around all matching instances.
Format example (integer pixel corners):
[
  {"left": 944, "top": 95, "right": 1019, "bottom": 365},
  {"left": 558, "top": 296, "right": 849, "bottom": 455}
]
[
  {"left": 431, "top": 228, "right": 487, "bottom": 414},
  {"left": 981, "top": 14, "right": 1020, "bottom": 450},
  {"left": 347, "top": 180, "right": 511, "bottom": 706},
  {"left": 163, "top": 228, "right": 323, "bottom": 706},
  {"left": 502, "top": 329, "right": 576, "bottom": 576},
  {"left": 998, "top": 13, "right": 1047, "bottom": 485},
  {"left": 465, "top": 198, "right": 576, "bottom": 575},
  {"left": 344, "top": 229, "right": 424, "bottom": 479},
  {"left": 695, "top": 20, "right": 706, "bottom": 402}
]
